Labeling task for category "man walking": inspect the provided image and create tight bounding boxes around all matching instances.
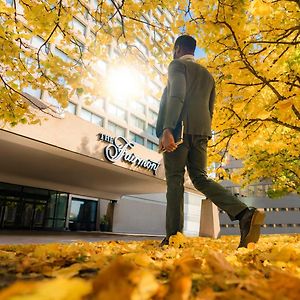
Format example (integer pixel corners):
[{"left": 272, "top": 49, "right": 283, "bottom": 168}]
[{"left": 156, "top": 35, "right": 265, "bottom": 248}]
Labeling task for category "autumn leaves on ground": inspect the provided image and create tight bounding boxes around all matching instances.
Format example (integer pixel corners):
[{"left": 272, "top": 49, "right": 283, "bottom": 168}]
[{"left": 0, "top": 234, "right": 300, "bottom": 300}]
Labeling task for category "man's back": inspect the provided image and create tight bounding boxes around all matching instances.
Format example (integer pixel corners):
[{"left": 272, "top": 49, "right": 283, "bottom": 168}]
[{"left": 156, "top": 58, "right": 215, "bottom": 138}]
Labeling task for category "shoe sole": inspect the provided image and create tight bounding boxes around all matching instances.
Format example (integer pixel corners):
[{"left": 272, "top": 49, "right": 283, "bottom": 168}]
[{"left": 244, "top": 210, "right": 265, "bottom": 246}]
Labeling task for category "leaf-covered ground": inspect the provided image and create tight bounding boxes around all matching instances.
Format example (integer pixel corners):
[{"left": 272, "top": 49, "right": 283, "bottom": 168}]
[{"left": 0, "top": 233, "right": 300, "bottom": 300}]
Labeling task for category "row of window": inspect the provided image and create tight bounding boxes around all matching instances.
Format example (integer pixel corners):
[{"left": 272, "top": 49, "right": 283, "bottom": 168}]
[
  {"left": 221, "top": 224, "right": 300, "bottom": 228},
  {"left": 264, "top": 207, "right": 300, "bottom": 212},
  {"left": 219, "top": 207, "right": 300, "bottom": 214},
  {"left": 67, "top": 103, "right": 158, "bottom": 151},
  {"left": 108, "top": 122, "right": 158, "bottom": 150},
  {"left": 69, "top": 101, "right": 158, "bottom": 134},
  {"left": 225, "top": 184, "right": 274, "bottom": 198}
]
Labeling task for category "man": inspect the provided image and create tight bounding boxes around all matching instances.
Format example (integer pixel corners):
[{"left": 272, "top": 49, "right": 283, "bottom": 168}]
[{"left": 156, "top": 35, "right": 265, "bottom": 248}]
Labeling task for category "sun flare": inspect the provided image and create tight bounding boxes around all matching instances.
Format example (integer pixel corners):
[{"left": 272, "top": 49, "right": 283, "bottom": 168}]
[{"left": 106, "top": 66, "right": 144, "bottom": 100}]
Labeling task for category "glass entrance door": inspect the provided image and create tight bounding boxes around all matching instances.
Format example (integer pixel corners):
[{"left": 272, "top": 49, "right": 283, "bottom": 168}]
[
  {"left": 69, "top": 198, "right": 97, "bottom": 231},
  {"left": 19, "top": 200, "right": 47, "bottom": 229},
  {"left": 0, "top": 182, "right": 69, "bottom": 230}
]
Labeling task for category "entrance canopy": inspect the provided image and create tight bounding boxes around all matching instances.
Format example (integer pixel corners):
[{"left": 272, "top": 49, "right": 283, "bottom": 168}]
[
  {"left": 0, "top": 130, "right": 168, "bottom": 199},
  {"left": 0, "top": 114, "right": 199, "bottom": 200}
]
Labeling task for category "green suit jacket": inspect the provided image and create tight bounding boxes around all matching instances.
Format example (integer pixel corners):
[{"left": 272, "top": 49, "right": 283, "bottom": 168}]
[{"left": 156, "top": 58, "right": 215, "bottom": 138}]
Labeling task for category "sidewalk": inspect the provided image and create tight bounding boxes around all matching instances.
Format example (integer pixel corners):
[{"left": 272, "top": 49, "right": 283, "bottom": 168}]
[{"left": 0, "top": 230, "right": 163, "bottom": 245}]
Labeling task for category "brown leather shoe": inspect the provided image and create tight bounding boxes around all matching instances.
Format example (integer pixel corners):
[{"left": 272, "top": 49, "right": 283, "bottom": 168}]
[
  {"left": 159, "top": 237, "right": 169, "bottom": 247},
  {"left": 238, "top": 207, "right": 265, "bottom": 248}
]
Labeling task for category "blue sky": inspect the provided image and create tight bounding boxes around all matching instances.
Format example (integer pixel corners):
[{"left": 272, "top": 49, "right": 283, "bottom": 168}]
[{"left": 195, "top": 47, "right": 206, "bottom": 58}]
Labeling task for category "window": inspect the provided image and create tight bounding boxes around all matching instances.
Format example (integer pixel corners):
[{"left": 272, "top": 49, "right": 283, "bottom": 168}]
[
  {"left": 80, "top": 108, "right": 92, "bottom": 121},
  {"left": 23, "top": 86, "right": 42, "bottom": 99},
  {"left": 71, "top": 18, "right": 87, "bottom": 36},
  {"left": 80, "top": 108, "right": 103, "bottom": 126},
  {"left": 130, "top": 115, "right": 145, "bottom": 130},
  {"left": 147, "top": 140, "right": 158, "bottom": 151},
  {"left": 90, "top": 97, "right": 104, "bottom": 110},
  {"left": 72, "top": 40, "right": 85, "bottom": 54},
  {"left": 147, "top": 124, "right": 156, "bottom": 136},
  {"left": 131, "top": 101, "right": 145, "bottom": 115},
  {"left": 130, "top": 132, "right": 144, "bottom": 145},
  {"left": 91, "top": 114, "right": 103, "bottom": 126},
  {"left": 54, "top": 47, "right": 72, "bottom": 63},
  {"left": 107, "top": 121, "right": 126, "bottom": 136},
  {"left": 92, "top": 0, "right": 98, "bottom": 9},
  {"left": 135, "top": 39, "right": 148, "bottom": 56},
  {"left": 107, "top": 103, "right": 126, "bottom": 119},
  {"left": 148, "top": 109, "right": 158, "bottom": 120},
  {"left": 66, "top": 102, "right": 76, "bottom": 114},
  {"left": 149, "top": 81, "right": 160, "bottom": 95},
  {"left": 95, "top": 60, "right": 107, "bottom": 74},
  {"left": 147, "top": 96, "right": 160, "bottom": 109},
  {"left": 31, "top": 36, "right": 50, "bottom": 54},
  {"left": 140, "top": 15, "right": 150, "bottom": 30},
  {"left": 47, "top": 95, "right": 60, "bottom": 107}
]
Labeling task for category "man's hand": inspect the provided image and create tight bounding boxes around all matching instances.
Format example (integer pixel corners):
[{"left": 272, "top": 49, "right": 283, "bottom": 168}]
[{"left": 159, "top": 129, "right": 177, "bottom": 153}]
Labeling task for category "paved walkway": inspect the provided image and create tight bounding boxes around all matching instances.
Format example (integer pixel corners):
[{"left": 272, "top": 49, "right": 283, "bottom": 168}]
[{"left": 0, "top": 231, "right": 163, "bottom": 245}]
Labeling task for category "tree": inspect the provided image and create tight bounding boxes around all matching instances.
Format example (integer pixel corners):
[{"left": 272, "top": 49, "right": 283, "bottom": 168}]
[
  {"left": 0, "top": 0, "right": 177, "bottom": 125},
  {"left": 178, "top": 0, "right": 300, "bottom": 195},
  {"left": 1, "top": 0, "right": 299, "bottom": 194}
]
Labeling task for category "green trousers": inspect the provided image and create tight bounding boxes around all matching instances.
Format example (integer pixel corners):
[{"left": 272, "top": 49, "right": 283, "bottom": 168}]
[{"left": 163, "top": 135, "right": 248, "bottom": 238}]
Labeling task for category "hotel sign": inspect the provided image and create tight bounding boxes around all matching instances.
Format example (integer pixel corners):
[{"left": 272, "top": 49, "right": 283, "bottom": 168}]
[{"left": 97, "top": 133, "right": 160, "bottom": 175}]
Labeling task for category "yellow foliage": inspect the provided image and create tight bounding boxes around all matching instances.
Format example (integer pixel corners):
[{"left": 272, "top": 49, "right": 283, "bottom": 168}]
[
  {"left": 1, "top": 0, "right": 299, "bottom": 193},
  {"left": 0, "top": 233, "right": 300, "bottom": 299}
]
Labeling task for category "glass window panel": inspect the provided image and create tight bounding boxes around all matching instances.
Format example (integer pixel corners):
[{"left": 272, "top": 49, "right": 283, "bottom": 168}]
[
  {"left": 46, "top": 193, "right": 57, "bottom": 220},
  {"left": 131, "top": 101, "right": 145, "bottom": 115},
  {"left": 148, "top": 109, "right": 158, "bottom": 120},
  {"left": 23, "top": 186, "right": 49, "bottom": 196},
  {"left": 147, "top": 124, "right": 156, "bottom": 136},
  {"left": 55, "top": 193, "right": 68, "bottom": 219},
  {"left": 92, "top": 0, "right": 98, "bottom": 9},
  {"left": 91, "top": 97, "right": 104, "bottom": 110},
  {"left": 135, "top": 39, "right": 148, "bottom": 56},
  {"left": 147, "top": 140, "right": 158, "bottom": 151},
  {"left": 107, "top": 103, "right": 126, "bottom": 119},
  {"left": 149, "top": 81, "right": 160, "bottom": 95},
  {"left": 140, "top": 15, "right": 150, "bottom": 29},
  {"left": 71, "top": 18, "right": 87, "bottom": 36},
  {"left": 66, "top": 102, "right": 76, "bottom": 114},
  {"left": 46, "top": 95, "right": 60, "bottom": 107},
  {"left": 91, "top": 114, "right": 103, "bottom": 126},
  {"left": 31, "top": 36, "right": 50, "bottom": 54},
  {"left": 0, "top": 182, "right": 22, "bottom": 192},
  {"left": 95, "top": 60, "right": 107, "bottom": 74},
  {"left": 108, "top": 122, "right": 126, "bottom": 137},
  {"left": 23, "top": 86, "right": 42, "bottom": 99},
  {"left": 80, "top": 108, "right": 92, "bottom": 122},
  {"left": 107, "top": 121, "right": 126, "bottom": 136},
  {"left": 130, "top": 115, "right": 145, "bottom": 130},
  {"left": 129, "top": 132, "right": 144, "bottom": 145},
  {"left": 147, "top": 96, "right": 160, "bottom": 109},
  {"left": 53, "top": 219, "right": 65, "bottom": 229},
  {"left": 45, "top": 219, "right": 54, "bottom": 228},
  {"left": 53, "top": 47, "right": 72, "bottom": 63}
]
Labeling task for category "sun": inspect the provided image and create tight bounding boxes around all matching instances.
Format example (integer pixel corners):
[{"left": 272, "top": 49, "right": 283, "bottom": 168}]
[{"left": 106, "top": 66, "right": 144, "bottom": 100}]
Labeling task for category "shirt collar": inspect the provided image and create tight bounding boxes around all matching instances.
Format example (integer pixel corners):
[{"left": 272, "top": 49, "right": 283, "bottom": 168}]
[{"left": 179, "top": 54, "right": 195, "bottom": 61}]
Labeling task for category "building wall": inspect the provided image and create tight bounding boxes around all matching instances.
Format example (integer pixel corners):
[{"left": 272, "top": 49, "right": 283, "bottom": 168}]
[
  {"left": 219, "top": 195, "right": 300, "bottom": 235},
  {"left": 100, "top": 192, "right": 204, "bottom": 236}
]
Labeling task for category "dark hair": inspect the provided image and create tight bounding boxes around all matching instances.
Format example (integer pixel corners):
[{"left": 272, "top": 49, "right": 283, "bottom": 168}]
[{"left": 174, "top": 35, "right": 196, "bottom": 53}]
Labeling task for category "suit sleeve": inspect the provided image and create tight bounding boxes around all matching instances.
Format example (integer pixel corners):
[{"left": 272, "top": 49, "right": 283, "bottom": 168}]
[
  {"left": 156, "top": 87, "right": 167, "bottom": 138},
  {"left": 163, "top": 60, "right": 186, "bottom": 131},
  {"left": 209, "top": 81, "right": 216, "bottom": 119}
]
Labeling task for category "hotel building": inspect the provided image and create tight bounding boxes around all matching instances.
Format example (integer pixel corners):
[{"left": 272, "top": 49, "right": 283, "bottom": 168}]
[
  {"left": 0, "top": 0, "right": 205, "bottom": 236},
  {"left": 1, "top": 0, "right": 299, "bottom": 237}
]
